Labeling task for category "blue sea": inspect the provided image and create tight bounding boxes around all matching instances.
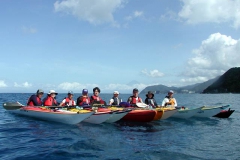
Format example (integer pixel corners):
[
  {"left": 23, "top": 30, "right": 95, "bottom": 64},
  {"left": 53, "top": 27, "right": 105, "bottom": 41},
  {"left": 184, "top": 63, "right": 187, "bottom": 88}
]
[{"left": 0, "top": 93, "right": 239, "bottom": 160}]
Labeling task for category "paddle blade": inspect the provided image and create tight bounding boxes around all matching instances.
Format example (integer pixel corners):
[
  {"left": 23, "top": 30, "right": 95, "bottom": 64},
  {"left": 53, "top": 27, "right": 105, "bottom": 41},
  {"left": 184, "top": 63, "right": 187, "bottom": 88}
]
[
  {"left": 2, "top": 102, "right": 23, "bottom": 110},
  {"left": 136, "top": 103, "right": 148, "bottom": 108}
]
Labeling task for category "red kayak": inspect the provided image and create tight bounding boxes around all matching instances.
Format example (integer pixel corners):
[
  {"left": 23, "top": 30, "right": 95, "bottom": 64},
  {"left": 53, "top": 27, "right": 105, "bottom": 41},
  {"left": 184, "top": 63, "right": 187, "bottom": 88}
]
[{"left": 120, "top": 109, "right": 156, "bottom": 122}]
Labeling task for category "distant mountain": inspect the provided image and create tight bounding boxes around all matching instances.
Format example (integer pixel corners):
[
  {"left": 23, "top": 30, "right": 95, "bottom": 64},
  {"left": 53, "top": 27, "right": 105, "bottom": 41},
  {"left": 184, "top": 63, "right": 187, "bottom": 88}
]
[
  {"left": 127, "top": 80, "right": 140, "bottom": 85},
  {"left": 203, "top": 67, "right": 240, "bottom": 93},
  {"left": 140, "top": 84, "right": 178, "bottom": 94},
  {"left": 140, "top": 75, "right": 219, "bottom": 94}
]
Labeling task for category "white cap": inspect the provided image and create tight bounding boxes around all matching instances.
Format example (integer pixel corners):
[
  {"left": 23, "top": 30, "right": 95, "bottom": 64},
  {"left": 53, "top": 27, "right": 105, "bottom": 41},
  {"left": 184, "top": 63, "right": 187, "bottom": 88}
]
[
  {"left": 113, "top": 91, "right": 119, "bottom": 94},
  {"left": 168, "top": 90, "right": 174, "bottom": 94},
  {"left": 48, "top": 90, "right": 58, "bottom": 95}
]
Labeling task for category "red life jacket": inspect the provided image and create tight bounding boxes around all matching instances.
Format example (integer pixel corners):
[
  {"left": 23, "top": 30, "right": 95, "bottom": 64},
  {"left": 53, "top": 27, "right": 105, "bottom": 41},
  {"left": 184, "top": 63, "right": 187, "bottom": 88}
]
[
  {"left": 78, "top": 96, "right": 90, "bottom": 106},
  {"left": 129, "top": 96, "right": 142, "bottom": 104},
  {"left": 90, "top": 95, "right": 105, "bottom": 104},
  {"left": 27, "top": 95, "right": 42, "bottom": 106},
  {"left": 44, "top": 96, "right": 58, "bottom": 106},
  {"left": 61, "top": 97, "right": 75, "bottom": 106}
]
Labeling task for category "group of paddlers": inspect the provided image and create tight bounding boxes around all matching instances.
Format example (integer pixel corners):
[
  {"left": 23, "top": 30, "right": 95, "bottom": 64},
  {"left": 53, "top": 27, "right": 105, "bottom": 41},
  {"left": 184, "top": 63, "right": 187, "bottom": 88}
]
[{"left": 27, "top": 87, "right": 177, "bottom": 108}]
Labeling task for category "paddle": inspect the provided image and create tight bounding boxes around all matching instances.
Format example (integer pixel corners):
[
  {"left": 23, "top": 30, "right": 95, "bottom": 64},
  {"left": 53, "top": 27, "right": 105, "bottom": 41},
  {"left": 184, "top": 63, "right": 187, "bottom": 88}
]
[{"left": 3, "top": 102, "right": 24, "bottom": 110}]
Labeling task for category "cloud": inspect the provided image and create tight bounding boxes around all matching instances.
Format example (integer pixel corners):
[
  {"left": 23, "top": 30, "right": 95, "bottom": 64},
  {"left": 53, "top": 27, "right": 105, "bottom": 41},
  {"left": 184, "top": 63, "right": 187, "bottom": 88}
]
[
  {"left": 141, "top": 69, "right": 164, "bottom": 78},
  {"left": 54, "top": 0, "right": 124, "bottom": 25},
  {"left": 181, "top": 33, "right": 240, "bottom": 83},
  {"left": 178, "top": 0, "right": 240, "bottom": 29},
  {"left": 21, "top": 26, "right": 37, "bottom": 33},
  {"left": 57, "top": 82, "right": 155, "bottom": 93},
  {"left": 14, "top": 82, "right": 32, "bottom": 88},
  {"left": 125, "top": 10, "right": 143, "bottom": 21},
  {"left": 58, "top": 82, "right": 99, "bottom": 91},
  {"left": 0, "top": 80, "right": 7, "bottom": 87}
]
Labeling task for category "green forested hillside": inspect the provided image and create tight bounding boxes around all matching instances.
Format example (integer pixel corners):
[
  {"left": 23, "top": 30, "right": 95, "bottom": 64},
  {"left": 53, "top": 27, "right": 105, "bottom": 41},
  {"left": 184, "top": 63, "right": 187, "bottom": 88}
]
[{"left": 203, "top": 67, "right": 240, "bottom": 93}]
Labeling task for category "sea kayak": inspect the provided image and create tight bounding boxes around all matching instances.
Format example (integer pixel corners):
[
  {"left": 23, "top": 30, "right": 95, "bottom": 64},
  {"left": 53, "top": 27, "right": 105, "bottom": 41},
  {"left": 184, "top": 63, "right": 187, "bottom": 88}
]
[
  {"left": 194, "top": 105, "right": 230, "bottom": 117},
  {"left": 120, "top": 109, "right": 156, "bottom": 122},
  {"left": 172, "top": 106, "right": 204, "bottom": 119},
  {"left": 3, "top": 103, "right": 94, "bottom": 125},
  {"left": 160, "top": 108, "right": 178, "bottom": 120}
]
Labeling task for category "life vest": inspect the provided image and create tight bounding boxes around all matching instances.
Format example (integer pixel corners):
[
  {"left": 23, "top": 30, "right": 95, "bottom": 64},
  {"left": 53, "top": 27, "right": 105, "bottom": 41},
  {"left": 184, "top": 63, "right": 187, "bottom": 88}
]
[
  {"left": 61, "top": 97, "right": 75, "bottom": 106},
  {"left": 43, "top": 96, "right": 58, "bottom": 106},
  {"left": 77, "top": 96, "right": 90, "bottom": 106},
  {"left": 129, "top": 96, "right": 142, "bottom": 104},
  {"left": 27, "top": 95, "right": 42, "bottom": 106},
  {"left": 90, "top": 95, "right": 105, "bottom": 104},
  {"left": 111, "top": 97, "right": 122, "bottom": 105},
  {"left": 165, "top": 96, "right": 175, "bottom": 106}
]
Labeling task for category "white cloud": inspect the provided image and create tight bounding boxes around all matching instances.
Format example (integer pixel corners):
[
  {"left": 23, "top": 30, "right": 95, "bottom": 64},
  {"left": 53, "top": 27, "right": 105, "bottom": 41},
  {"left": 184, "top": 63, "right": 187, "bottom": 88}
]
[
  {"left": 178, "top": 0, "right": 240, "bottom": 29},
  {"left": 22, "top": 26, "right": 37, "bottom": 33},
  {"left": 0, "top": 80, "right": 7, "bottom": 87},
  {"left": 181, "top": 33, "right": 240, "bottom": 83},
  {"left": 125, "top": 10, "right": 143, "bottom": 21},
  {"left": 14, "top": 82, "right": 32, "bottom": 88},
  {"left": 58, "top": 82, "right": 99, "bottom": 91},
  {"left": 58, "top": 82, "right": 155, "bottom": 93},
  {"left": 141, "top": 69, "right": 164, "bottom": 78},
  {"left": 54, "top": 0, "right": 124, "bottom": 25}
]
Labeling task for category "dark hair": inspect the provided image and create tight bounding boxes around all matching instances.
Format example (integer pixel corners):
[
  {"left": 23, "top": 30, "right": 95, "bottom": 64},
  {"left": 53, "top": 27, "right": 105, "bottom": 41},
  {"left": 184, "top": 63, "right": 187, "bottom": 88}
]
[
  {"left": 93, "top": 87, "right": 100, "bottom": 93},
  {"left": 133, "top": 88, "right": 138, "bottom": 92}
]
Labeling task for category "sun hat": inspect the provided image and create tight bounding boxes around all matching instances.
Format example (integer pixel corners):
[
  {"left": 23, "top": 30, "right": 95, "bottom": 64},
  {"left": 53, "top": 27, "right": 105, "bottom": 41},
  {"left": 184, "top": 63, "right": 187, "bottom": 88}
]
[
  {"left": 36, "top": 89, "right": 44, "bottom": 94},
  {"left": 68, "top": 91, "right": 74, "bottom": 95},
  {"left": 168, "top": 90, "right": 174, "bottom": 94},
  {"left": 82, "top": 89, "right": 88, "bottom": 94},
  {"left": 48, "top": 90, "right": 58, "bottom": 95},
  {"left": 146, "top": 91, "right": 154, "bottom": 97},
  {"left": 113, "top": 91, "right": 119, "bottom": 95}
]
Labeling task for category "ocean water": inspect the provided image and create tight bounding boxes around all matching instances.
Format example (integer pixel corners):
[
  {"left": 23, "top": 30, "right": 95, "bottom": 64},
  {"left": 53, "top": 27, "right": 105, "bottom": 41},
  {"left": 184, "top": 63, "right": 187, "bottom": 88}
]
[{"left": 0, "top": 93, "right": 239, "bottom": 160}]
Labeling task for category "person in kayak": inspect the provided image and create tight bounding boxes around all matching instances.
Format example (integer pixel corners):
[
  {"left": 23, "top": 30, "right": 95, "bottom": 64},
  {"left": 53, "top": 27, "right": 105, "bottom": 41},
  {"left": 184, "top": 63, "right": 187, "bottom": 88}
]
[
  {"left": 90, "top": 87, "right": 106, "bottom": 105},
  {"left": 76, "top": 89, "right": 91, "bottom": 106},
  {"left": 144, "top": 91, "right": 158, "bottom": 108},
  {"left": 43, "top": 90, "right": 59, "bottom": 106},
  {"left": 162, "top": 90, "right": 177, "bottom": 107},
  {"left": 109, "top": 91, "right": 122, "bottom": 106},
  {"left": 27, "top": 89, "right": 44, "bottom": 106},
  {"left": 127, "top": 88, "right": 143, "bottom": 107},
  {"left": 59, "top": 91, "right": 76, "bottom": 106}
]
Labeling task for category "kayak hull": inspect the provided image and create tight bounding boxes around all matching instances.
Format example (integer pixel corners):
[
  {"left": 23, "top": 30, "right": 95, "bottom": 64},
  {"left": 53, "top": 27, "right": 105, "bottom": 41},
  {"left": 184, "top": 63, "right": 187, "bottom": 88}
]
[
  {"left": 83, "top": 112, "right": 113, "bottom": 124},
  {"left": 194, "top": 105, "right": 230, "bottom": 117},
  {"left": 160, "top": 108, "right": 178, "bottom": 120},
  {"left": 121, "top": 109, "right": 156, "bottom": 122},
  {"left": 172, "top": 106, "right": 204, "bottom": 119},
  {"left": 8, "top": 107, "right": 94, "bottom": 124},
  {"left": 153, "top": 109, "right": 164, "bottom": 120},
  {"left": 105, "top": 109, "right": 132, "bottom": 123}
]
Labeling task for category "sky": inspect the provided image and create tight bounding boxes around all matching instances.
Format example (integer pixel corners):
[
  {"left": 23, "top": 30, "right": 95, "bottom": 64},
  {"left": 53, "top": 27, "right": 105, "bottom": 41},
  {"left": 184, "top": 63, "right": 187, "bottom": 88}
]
[{"left": 0, "top": 0, "right": 240, "bottom": 93}]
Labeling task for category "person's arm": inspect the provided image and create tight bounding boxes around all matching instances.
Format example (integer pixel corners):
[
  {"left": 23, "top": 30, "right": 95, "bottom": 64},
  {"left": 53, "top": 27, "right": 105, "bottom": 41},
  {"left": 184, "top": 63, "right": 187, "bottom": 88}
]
[
  {"left": 174, "top": 98, "right": 177, "bottom": 107},
  {"left": 127, "top": 97, "right": 132, "bottom": 103},
  {"left": 109, "top": 99, "right": 114, "bottom": 105},
  {"left": 154, "top": 99, "right": 158, "bottom": 107},
  {"left": 59, "top": 99, "right": 66, "bottom": 106},
  {"left": 162, "top": 98, "right": 168, "bottom": 106},
  {"left": 145, "top": 98, "right": 148, "bottom": 104},
  {"left": 31, "top": 95, "right": 41, "bottom": 106}
]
